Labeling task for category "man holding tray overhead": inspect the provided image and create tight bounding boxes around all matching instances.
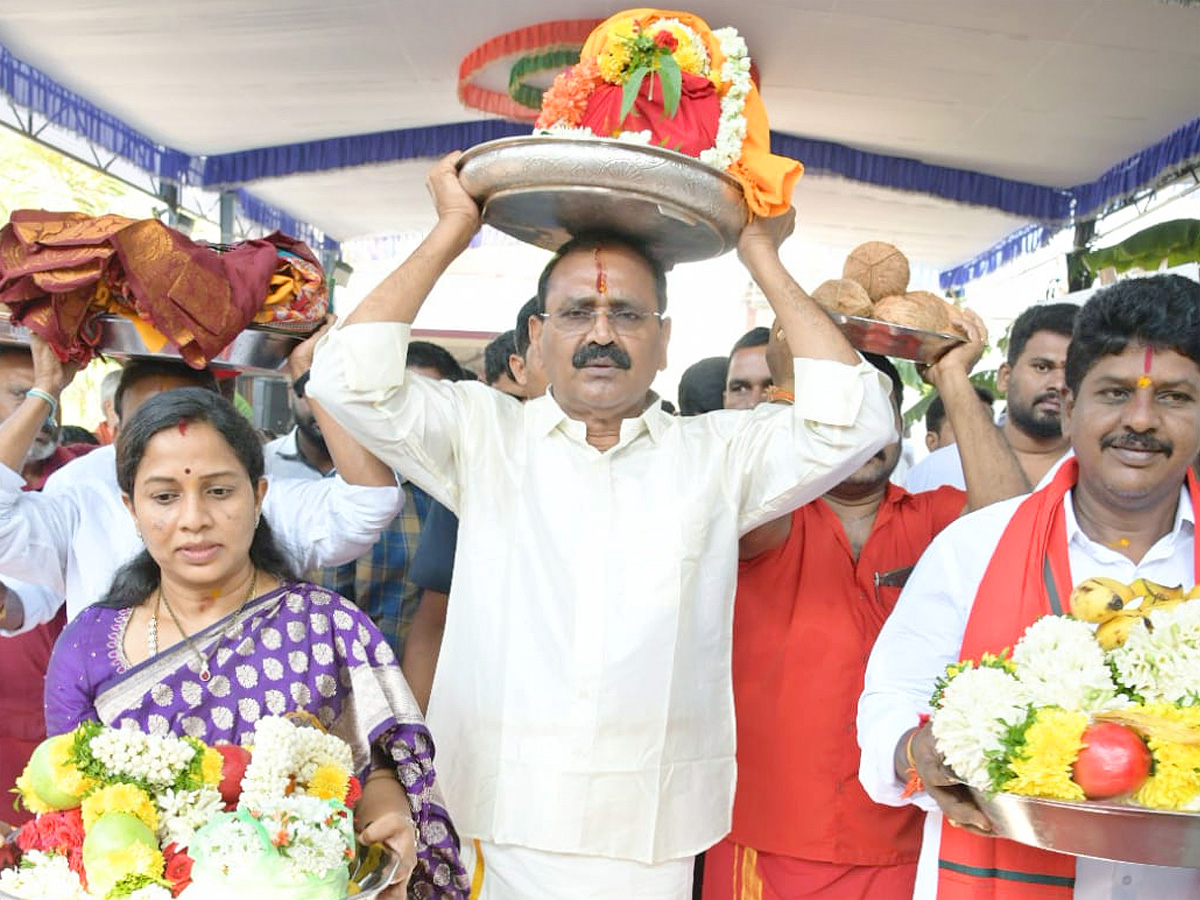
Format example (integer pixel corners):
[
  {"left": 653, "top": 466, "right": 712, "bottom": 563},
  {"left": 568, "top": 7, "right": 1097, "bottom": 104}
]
[{"left": 307, "top": 148, "right": 896, "bottom": 898}]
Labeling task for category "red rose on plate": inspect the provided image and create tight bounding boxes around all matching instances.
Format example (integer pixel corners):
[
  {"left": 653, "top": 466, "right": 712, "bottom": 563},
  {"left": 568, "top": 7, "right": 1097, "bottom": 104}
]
[
  {"left": 654, "top": 29, "right": 679, "bottom": 52},
  {"left": 163, "top": 842, "right": 195, "bottom": 897},
  {"left": 344, "top": 775, "right": 363, "bottom": 810}
]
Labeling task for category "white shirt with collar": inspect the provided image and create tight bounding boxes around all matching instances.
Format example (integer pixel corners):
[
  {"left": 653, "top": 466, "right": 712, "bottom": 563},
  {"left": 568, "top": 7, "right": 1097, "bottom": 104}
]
[
  {"left": 858, "top": 485, "right": 1199, "bottom": 900},
  {"left": 0, "top": 442, "right": 403, "bottom": 627},
  {"left": 309, "top": 320, "right": 897, "bottom": 864}
]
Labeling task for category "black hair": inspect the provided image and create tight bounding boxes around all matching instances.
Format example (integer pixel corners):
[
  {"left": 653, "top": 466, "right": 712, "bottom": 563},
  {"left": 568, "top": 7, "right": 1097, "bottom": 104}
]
[
  {"left": 862, "top": 352, "right": 905, "bottom": 411},
  {"left": 729, "top": 327, "right": 770, "bottom": 358},
  {"left": 925, "top": 385, "right": 996, "bottom": 434},
  {"left": 100, "top": 388, "right": 297, "bottom": 608},
  {"left": 407, "top": 341, "right": 466, "bottom": 381},
  {"left": 1065, "top": 275, "right": 1200, "bottom": 395},
  {"left": 484, "top": 331, "right": 518, "bottom": 384},
  {"left": 515, "top": 297, "right": 539, "bottom": 357},
  {"left": 535, "top": 234, "right": 668, "bottom": 314},
  {"left": 114, "top": 360, "right": 219, "bottom": 420},
  {"left": 1007, "top": 302, "right": 1079, "bottom": 366},
  {"left": 678, "top": 356, "right": 728, "bottom": 416},
  {"left": 60, "top": 424, "right": 100, "bottom": 446}
]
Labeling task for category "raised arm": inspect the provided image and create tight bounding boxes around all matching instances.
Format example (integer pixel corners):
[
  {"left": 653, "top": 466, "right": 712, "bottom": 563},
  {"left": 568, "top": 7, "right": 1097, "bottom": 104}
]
[
  {"left": 0, "top": 336, "right": 77, "bottom": 474},
  {"left": 736, "top": 210, "right": 862, "bottom": 366},
  {"left": 922, "top": 309, "right": 1030, "bottom": 511},
  {"left": 341, "top": 153, "right": 481, "bottom": 327}
]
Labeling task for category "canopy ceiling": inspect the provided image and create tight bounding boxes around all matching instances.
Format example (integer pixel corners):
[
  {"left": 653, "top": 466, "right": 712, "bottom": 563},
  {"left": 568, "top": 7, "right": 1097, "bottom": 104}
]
[{"left": 0, "top": 0, "right": 1198, "bottom": 284}]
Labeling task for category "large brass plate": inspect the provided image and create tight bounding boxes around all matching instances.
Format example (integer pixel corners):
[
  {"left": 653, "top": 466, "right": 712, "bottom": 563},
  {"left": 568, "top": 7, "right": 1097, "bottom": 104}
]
[{"left": 457, "top": 136, "right": 749, "bottom": 266}]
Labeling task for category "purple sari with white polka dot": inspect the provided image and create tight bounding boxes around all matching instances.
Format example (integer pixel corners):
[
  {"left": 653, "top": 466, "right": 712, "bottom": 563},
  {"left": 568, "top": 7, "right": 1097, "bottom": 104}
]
[{"left": 45, "top": 581, "right": 470, "bottom": 898}]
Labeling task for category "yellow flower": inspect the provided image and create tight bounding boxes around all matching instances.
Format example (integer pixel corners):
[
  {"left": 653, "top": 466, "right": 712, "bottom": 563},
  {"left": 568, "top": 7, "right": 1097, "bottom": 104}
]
[
  {"left": 13, "top": 771, "right": 53, "bottom": 815},
  {"left": 1132, "top": 704, "right": 1200, "bottom": 810},
  {"left": 201, "top": 747, "right": 224, "bottom": 786},
  {"left": 673, "top": 43, "right": 704, "bottom": 75},
  {"left": 307, "top": 763, "right": 350, "bottom": 802},
  {"left": 597, "top": 18, "right": 637, "bottom": 84},
  {"left": 49, "top": 734, "right": 95, "bottom": 798},
  {"left": 1003, "top": 708, "right": 1087, "bottom": 801},
  {"left": 81, "top": 783, "right": 159, "bottom": 832},
  {"left": 85, "top": 843, "right": 165, "bottom": 898}
]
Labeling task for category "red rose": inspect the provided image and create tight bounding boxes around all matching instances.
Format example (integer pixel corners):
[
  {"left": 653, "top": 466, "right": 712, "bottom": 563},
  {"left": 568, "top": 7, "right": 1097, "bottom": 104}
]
[
  {"left": 654, "top": 29, "right": 679, "bottom": 52},
  {"left": 163, "top": 843, "right": 195, "bottom": 896}
]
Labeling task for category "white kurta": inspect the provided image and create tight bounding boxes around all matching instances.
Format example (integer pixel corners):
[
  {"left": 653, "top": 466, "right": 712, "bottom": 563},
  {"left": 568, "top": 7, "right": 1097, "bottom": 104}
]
[
  {"left": 858, "top": 487, "right": 1199, "bottom": 900},
  {"left": 0, "top": 443, "right": 404, "bottom": 626},
  {"left": 309, "top": 321, "right": 897, "bottom": 863}
]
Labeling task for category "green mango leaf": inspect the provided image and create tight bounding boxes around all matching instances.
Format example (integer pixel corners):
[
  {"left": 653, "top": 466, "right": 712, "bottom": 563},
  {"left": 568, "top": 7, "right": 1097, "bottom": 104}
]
[
  {"left": 620, "top": 66, "right": 651, "bottom": 124},
  {"left": 658, "top": 55, "right": 682, "bottom": 119}
]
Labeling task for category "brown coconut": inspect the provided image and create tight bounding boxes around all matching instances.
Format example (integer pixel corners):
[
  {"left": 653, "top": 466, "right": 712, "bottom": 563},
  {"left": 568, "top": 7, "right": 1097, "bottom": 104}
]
[
  {"left": 811, "top": 278, "right": 874, "bottom": 317},
  {"left": 874, "top": 292, "right": 954, "bottom": 334},
  {"left": 843, "top": 242, "right": 911, "bottom": 302}
]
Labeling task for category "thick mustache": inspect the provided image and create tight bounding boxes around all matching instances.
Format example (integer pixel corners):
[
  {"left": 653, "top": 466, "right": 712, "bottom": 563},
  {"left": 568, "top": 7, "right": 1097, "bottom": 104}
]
[
  {"left": 573, "top": 343, "right": 631, "bottom": 369},
  {"left": 1102, "top": 432, "right": 1172, "bottom": 456}
]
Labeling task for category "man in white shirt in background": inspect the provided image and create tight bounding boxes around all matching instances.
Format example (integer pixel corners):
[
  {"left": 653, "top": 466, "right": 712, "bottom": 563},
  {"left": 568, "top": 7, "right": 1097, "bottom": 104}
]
[
  {"left": 0, "top": 334, "right": 403, "bottom": 630},
  {"left": 858, "top": 274, "right": 1200, "bottom": 899},
  {"left": 906, "top": 302, "right": 1078, "bottom": 492},
  {"left": 308, "top": 153, "right": 897, "bottom": 900}
]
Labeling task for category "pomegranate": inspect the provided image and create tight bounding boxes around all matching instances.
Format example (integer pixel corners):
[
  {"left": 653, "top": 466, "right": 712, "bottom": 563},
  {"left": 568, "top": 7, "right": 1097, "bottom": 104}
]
[{"left": 1072, "top": 722, "right": 1152, "bottom": 800}]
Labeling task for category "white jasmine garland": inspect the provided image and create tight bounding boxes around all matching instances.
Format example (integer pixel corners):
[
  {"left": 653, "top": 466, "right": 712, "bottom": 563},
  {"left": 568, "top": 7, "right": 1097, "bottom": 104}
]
[
  {"left": 931, "top": 666, "right": 1031, "bottom": 791},
  {"left": 239, "top": 716, "right": 355, "bottom": 807},
  {"left": 698, "top": 27, "right": 751, "bottom": 172},
  {"left": 1110, "top": 602, "right": 1200, "bottom": 704},
  {"left": 155, "top": 786, "right": 226, "bottom": 848},
  {"left": 1012, "top": 615, "right": 1122, "bottom": 712},
  {"left": 0, "top": 850, "right": 86, "bottom": 900},
  {"left": 89, "top": 725, "right": 196, "bottom": 789}
]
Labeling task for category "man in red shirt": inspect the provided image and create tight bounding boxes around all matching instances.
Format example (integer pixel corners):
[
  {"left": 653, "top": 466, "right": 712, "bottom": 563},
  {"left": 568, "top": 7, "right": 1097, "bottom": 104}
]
[{"left": 704, "top": 310, "right": 1030, "bottom": 899}]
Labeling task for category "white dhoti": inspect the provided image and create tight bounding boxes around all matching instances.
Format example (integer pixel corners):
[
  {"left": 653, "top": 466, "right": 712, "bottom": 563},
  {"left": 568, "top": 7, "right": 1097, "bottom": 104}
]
[{"left": 462, "top": 839, "right": 694, "bottom": 900}]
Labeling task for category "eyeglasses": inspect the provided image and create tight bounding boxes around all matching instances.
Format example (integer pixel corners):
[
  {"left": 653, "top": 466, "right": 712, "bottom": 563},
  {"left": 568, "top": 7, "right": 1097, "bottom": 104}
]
[{"left": 537, "top": 307, "right": 663, "bottom": 336}]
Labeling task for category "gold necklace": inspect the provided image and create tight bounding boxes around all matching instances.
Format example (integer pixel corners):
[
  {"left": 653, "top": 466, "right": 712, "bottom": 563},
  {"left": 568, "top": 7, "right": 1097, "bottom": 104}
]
[{"left": 151, "top": 570, "right": 258, "bottom": 682}]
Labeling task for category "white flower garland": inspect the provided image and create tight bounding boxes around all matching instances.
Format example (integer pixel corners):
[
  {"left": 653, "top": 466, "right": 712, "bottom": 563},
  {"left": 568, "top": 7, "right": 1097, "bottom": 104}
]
[
  {"left": 89, "top": 724, "right": 197, "bottom": 789},
  {"left": 155, "top": 786, "right": 226, "bottom": 849},
  {"left": 0, "top": 851, "right": 86, "bottom": 900},
  {"left": 698, "top": 27, "right": 751, "bottom": 173},
  {"left": 1111, "top": 602, "right": 1200, "bottom": 705},
  {"left": 1011, "top": 615, "right": 1122, "bottom": 712},
  {"left": 238, "top": 716, "right": 354, "bottom": 808}
]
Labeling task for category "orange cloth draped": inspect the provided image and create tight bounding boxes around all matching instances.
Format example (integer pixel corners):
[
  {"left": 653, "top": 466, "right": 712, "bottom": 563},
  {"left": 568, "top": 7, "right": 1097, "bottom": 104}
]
[
  {"left": 579, "top": 8, "right": 803, "bottom": 217},
  {"left": 0, "top": 211, "right": 326, "bottom": 368},
  {"left": 938, "top": 462, "right": 1200, "bottom": 899}
]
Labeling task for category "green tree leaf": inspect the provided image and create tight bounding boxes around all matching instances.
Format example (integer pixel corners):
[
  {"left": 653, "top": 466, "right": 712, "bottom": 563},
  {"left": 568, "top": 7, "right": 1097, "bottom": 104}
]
[{"left": 620, "top": 66, "right": 651, "bottom": 124}]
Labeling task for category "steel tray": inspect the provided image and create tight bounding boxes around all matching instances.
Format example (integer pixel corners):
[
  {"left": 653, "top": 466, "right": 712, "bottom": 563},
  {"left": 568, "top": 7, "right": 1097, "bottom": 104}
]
[
  {"left": 969, "top": 788, "right": 1200, "bottom": 867},
  {"left": 457, "top": 135, "right": 749, "bottom": 266},
  {"left": 829, "top": 312, "right": 967, "bottom": 364}
]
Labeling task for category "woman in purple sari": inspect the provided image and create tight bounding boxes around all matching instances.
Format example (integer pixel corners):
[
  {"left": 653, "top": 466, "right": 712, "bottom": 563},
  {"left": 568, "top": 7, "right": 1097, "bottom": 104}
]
[{"left": 44, "top": 387, "right": 469, "bottom": 899}]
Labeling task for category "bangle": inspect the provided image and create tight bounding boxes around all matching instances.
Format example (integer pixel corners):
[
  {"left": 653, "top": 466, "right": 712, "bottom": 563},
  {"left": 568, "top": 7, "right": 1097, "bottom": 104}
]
[
  {"left": 900, "top": 714, "right": 932, "bottom": 798},
  {"left": 764, "top": 386, "right": 795, "bottom": 405},
  {"left": 25, "top": 388, "right": 58, "bottom": 421}
]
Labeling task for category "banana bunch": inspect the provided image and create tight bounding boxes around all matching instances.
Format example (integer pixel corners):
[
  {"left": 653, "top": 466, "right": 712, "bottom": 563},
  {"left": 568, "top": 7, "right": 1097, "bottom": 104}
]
[{"left": 1069, "top": 577, "right": 1200, "bottom": 650}]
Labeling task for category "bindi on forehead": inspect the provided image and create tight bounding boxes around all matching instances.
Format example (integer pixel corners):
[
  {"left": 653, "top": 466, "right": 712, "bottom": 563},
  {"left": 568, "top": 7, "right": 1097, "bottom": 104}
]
[{"left": 177, "top": 418, "right": 188, "bottom": 436}]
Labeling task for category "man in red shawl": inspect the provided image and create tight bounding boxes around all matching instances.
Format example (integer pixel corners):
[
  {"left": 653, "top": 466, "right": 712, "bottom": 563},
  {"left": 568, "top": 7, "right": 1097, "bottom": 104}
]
[{"left": 858, "top": 274, "right": 1200, "bottom": 900}]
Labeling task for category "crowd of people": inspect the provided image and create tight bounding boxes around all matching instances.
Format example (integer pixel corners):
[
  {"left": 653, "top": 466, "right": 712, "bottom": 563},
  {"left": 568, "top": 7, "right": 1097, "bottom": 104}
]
[{"left": 0, "top": 152, "right": 1197, "bottom": 900}]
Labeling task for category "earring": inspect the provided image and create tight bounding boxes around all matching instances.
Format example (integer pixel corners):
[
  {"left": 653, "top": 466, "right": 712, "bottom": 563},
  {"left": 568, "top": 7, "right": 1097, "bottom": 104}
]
[
  {"left": 254, "top": 512, "right": 262, "bottom": 529},
  {"left": 135, "top": 527, "right": 143, "bottom": 542}
]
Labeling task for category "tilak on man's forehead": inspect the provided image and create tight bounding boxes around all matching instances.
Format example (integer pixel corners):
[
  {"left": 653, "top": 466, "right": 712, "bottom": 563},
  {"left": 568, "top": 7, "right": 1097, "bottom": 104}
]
[
  {"left": 1137, "top": 346, "right": 1154, "bottom": 389},
  {"left": 594, "top": 247, "right": 607, "bottom": 296}
]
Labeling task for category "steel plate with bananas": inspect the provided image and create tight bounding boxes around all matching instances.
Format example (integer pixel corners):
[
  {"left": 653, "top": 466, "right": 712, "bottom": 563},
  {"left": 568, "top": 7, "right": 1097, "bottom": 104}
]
[
  {"left": 968, "top": 789, "right": 1200, "bottom": 867},
  {"left": 457, "top": 135, "right": 749, "bottom": 266}
]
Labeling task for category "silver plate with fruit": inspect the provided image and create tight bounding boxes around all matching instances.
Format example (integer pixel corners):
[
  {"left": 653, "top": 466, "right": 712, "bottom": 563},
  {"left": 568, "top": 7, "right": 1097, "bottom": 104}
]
[{"left": 967, "top": 789, "right": 1200, "bottom": 867}]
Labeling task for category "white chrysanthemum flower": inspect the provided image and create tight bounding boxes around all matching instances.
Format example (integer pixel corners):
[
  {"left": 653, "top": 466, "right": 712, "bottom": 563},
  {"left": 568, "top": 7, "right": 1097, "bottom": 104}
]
[
  {"left": 932, "top": 667, "right": 1031, "bottom": 791},
  {"left": 0, "top": 850, "right": 86, "bottom": 899},
  {"left": 156, "top": 786, "right": 226, "bottom": 848},
  {"left": 1111, "top": 601, "right": 1200, "bottom": 704},
  {"left": 1013, "top": 615, "right": 1121, "bottom": 711}
]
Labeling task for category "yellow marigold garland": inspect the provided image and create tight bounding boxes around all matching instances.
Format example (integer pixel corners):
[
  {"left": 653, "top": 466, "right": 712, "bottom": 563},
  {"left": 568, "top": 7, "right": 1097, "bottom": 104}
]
[
  {"left": 306, "top": 763, "right": 351, "bottom": 802},
  {"left": 49, "top": 733, "right": 96, "bottom": 798},
  {"left": 201, "top": 747, "right": 224, "bottom": 787},
  {"left": 85, "top": 843, "right": 165, "bottom": 898},
  {"left": 1132, "top": 704, "right": 1200, "bottom": 810},
  {"left": 1001, "top": 707, "right": 1088, "bottom": 801}
]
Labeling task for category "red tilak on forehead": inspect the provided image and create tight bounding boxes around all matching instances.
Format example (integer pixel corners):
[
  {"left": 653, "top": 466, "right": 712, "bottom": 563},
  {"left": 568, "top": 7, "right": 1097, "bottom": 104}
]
[
  {"left": 177, "top": 418, "right": 188, "bottom": 436},
  {"left": 1143, "top": 346, "right": 1154, "bottom": 374},
  {"left": 594, "top": 247, "right": 607, "bottom": 296}
]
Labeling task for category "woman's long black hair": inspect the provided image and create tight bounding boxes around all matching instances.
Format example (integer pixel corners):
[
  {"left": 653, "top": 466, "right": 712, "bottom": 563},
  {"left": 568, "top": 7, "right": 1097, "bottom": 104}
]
[{"left": 99, "top": 387, "right": 297, "bottom": 608}]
